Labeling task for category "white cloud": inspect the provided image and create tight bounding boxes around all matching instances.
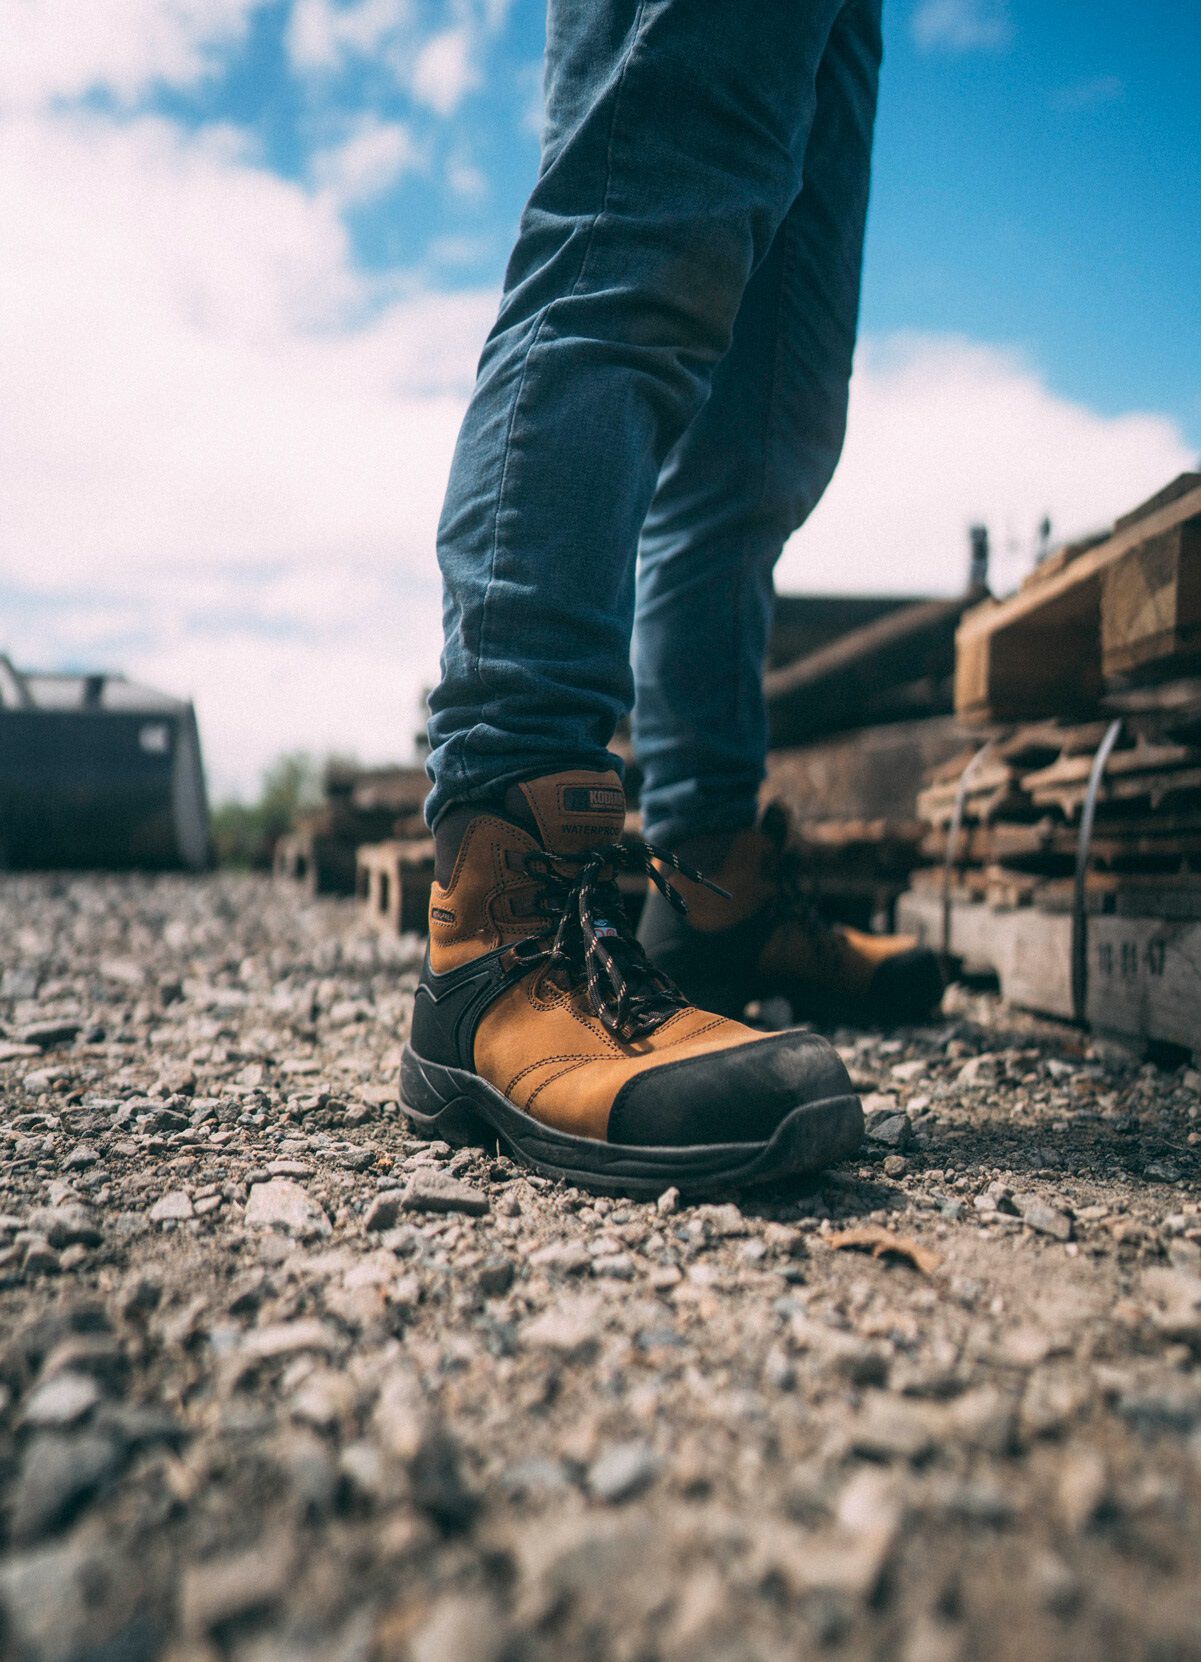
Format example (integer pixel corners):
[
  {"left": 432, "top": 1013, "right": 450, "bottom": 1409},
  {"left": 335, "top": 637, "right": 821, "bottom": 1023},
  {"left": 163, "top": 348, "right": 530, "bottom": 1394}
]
[
  {"left": 287, "top": 0, "right": 413, "bottom": 76},
  {"left": 312, "top": 114, "right": 422, "bottom": 204},
  {"left": 0, "top": 0, "right": 263, "bottom": 109},
  {"left": 0, "top": 102, "right": 497, "bottom": 795},
  {"left": 446, "top": 149, "right": 488, "bottom": 199},
  {"left": 779, "top": 333, "right": 1195, "bottom": 599},
  {"left": 911, "top": 0, "right": 1012, "bottom": 53},
  {"left": 411, "top": 27, "right": 477, "bottom": 116}
]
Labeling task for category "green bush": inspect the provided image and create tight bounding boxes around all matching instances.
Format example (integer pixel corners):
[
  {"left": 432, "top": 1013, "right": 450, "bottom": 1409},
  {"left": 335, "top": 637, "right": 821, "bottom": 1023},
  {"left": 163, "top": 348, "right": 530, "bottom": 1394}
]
[{"left": 210, "top": 752, "right": 327, "bottom": 869}]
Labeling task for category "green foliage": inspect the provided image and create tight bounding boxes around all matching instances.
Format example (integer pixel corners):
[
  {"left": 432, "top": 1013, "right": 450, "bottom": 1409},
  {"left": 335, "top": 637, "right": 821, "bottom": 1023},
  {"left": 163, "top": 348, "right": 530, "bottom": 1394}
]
[{"left": 210, "top": 751, "right": 333, "bottom": 870}]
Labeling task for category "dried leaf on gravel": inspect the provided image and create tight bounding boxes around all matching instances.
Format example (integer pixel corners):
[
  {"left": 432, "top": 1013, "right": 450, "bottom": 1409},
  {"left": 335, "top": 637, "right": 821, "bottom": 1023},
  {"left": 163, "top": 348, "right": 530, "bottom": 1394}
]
[{"left": 826, "top": 1226, "right": 943, "bottom": 1276}]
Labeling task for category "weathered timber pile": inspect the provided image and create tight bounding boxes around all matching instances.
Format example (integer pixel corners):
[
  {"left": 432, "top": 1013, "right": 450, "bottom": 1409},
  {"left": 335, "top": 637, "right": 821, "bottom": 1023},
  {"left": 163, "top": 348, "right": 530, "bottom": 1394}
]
[
  {"left": 761, "top": 586, "right": 981, "bottom": 929},
  {"left": 955, "top": 473, "right": 1201, "bottom": 726},
  {"left": 900, "top": 473, "right": 1201, "bottom": 1056},
  {"left": 274, "top": 764, "right": 430, "bottom": 900}
]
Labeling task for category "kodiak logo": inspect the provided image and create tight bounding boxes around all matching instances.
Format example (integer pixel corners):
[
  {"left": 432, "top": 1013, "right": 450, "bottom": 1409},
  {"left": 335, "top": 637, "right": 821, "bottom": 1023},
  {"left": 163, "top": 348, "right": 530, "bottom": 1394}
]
[{"left": 562, "top": 786, "right": 624, "bottom": 813}]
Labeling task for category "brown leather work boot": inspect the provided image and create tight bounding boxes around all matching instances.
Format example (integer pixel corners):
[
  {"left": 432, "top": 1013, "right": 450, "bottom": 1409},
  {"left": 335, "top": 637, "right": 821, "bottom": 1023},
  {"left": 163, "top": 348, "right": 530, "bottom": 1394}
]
[
  {"left": 637, "top": 803, "right": 944, "bottom": 1026},
  {"left": 400, "top": 770, "right": 862, "bottom": 1195}
]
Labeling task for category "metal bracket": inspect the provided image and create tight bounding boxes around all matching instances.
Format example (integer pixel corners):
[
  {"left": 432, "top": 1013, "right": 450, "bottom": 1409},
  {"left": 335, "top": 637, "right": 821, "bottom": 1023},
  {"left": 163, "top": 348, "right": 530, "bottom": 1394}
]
[
  {"left": 942, "top": 741, "right": 995, "bottom": 959},
  {"left": 1071, "top": 717, "right": 1123, "bottom": 1023}
]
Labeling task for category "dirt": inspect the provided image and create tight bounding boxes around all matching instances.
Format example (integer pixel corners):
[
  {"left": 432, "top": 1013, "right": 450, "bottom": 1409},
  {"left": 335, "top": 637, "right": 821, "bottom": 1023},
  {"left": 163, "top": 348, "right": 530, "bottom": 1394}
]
[{"left": 1, "top": 871, "right": 1200, "bottom": 1662}]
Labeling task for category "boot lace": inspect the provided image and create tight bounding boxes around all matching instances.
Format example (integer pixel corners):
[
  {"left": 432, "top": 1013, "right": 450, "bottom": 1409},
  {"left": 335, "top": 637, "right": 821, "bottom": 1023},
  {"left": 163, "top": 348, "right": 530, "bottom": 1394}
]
[{"left": 517, "top": 841, "right": 727, "bottom": 1043}]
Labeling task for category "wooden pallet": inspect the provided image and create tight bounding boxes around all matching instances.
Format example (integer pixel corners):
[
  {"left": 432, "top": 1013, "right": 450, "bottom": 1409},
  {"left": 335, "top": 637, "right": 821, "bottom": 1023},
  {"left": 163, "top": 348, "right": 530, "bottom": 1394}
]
[
  {"left": 955, "top": 474, "right": 1201, "bottom": 724},
  {"left": 899, "top": 884, "right": 1201, "bottom": 1055}
]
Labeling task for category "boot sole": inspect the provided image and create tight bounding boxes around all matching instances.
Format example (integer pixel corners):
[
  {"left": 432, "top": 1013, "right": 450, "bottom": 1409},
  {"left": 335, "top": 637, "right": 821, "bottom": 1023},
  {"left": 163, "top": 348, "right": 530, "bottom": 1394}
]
[{"left": 399, "top": 1044, "right": 864, "bottom": 1198}]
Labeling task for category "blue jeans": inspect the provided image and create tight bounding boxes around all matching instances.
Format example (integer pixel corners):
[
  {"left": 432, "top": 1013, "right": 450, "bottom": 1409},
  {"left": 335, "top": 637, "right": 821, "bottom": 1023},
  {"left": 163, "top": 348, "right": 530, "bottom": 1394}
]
[{"left": 426, "top": 0, "right": 882, "bottom": 843}]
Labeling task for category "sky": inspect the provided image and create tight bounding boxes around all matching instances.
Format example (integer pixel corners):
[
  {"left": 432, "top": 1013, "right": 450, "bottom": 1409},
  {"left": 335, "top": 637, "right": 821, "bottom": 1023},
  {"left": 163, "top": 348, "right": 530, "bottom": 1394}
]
[{"left": 1, "top": 0, "right": 1197, "bottom": 799}]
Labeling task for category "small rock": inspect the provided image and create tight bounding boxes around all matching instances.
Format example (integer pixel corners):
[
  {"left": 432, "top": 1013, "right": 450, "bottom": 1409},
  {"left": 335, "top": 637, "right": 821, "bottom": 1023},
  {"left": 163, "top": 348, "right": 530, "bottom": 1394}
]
[
  {"left": 867, "top": 1113, "right": 912, "bottom": 1151},
  {"left": 1013, "top": 1193, "right": 1073, "bottom": 1241},
  {"left": 0, "top": 1040, "right": 40, "bottom": 1061},
  {"left": 149, "top": 1189, "right": 195, "bottom": 1224},
  {"left": 243, "top": 1178, "right": 331, "bottom": 1239},
  {"left": 476, "top": 1256, "right": 515, "bottom": 1296},
  {"left": 62, "top": 1143, "right": 99, "bottom": 1170},
  {"left": 849, "top": 1393, "right": 943, "bottom": 1461},
  {"left": 180, "top": 1537, "right": 293, "bottom": 1635},
  {"left": 945, "top": 1386, "right": 1016, "bottom": 1455},
  {"left": 410, "top": 1593, "right": 509, "bottom": 1662},
  {"left": 883, "top": 1154, "right": 909, "bottom": 1178},
  {"left": 21, "top": 1372, "right": 102, "bottom": 1429},
  {"left": 363, "top": 1189, "right": 405, "bottom": 1232},
  {"left": 237, "top": 1319, "right": 340, "bottom": 1362},
  {"left": 401, "top": 1170, "right": 489, "bottom": 1217},
  {"left": 587, "top": 1441, "right": 658, "bottom": 1503},
  {"left": 529, "top": 1239, "right": 592, "bottom": 1275},
  {"left": 1141, "top": 1266, "right": 1201, "bottom": 1345},
  {"left": 9, "top": 1432, "right": 122, "bottom": 1543},
  {"left": 1144, "top": 1159, "right": 1182, "bottom": 1183},
  {"left": 1056, "top": 1448, "right": 1109, "bottom": 1534},
  {"left": 591, "top": 1252, "right": 635, "bottom": 1280},
  {"left": 26, "top": 1204, "right": 103, "bottom": 1249},
  {"left": 656, "top": 1187, "right": 681, "bottom": 1216},
  {"left": 19, "top": 1021, "right": 81, "bottom": 1050},
  {"left": 290, "top": 1369, "right": 356, "bottom": 1431},
  {"left": 410, "top": 1425, "right": 478, "bottom": 1532},
  {"left": 523, "top": 1297, "right": 601, "bottom": 1361},
  {"left": 0, "top": 1539, "right": 105, "bottom": 1659},
  {"left": 22, "top": 1239, "right": 61, "bottom": 1275}
]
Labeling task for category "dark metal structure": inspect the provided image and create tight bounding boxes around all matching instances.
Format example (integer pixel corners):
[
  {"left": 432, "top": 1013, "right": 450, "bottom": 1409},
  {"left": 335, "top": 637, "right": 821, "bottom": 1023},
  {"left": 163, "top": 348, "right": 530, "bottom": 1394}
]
[{"left": 0, "top": 655, "right": 211, "bottom": 871}]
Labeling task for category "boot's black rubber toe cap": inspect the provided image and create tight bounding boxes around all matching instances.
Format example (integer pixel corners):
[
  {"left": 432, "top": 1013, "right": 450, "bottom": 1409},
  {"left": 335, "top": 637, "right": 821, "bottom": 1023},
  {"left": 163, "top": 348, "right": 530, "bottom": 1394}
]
[
  {"left": 607, "top": 1030, "right": 855, "bottom": 1149},
  {"left": 867, "top": 945, "right": 945, "bottom": 1023}
]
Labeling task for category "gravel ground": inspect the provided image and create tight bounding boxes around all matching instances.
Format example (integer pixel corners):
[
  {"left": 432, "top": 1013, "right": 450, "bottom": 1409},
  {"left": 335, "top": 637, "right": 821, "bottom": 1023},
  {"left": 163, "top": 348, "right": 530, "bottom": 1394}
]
[{"left": 2, "top": 872, "right": 1201, "bottom": 1662}]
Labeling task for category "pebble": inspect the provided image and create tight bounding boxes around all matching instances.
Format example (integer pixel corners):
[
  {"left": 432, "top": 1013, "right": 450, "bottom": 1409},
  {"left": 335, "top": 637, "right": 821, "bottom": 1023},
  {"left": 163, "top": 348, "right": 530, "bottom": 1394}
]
[
  {"left": 1013, "top": 1192, "right": 1074, "bottom": 1241},
  {"left": 587, "top": 1441, "right": 659, "bottom": 1503},
  {"left": 243, "top": 1178, "right": 331, "bottom": 1238},
  {"left": 409, "top": 1593, "right": 509, "bottom": 1662},
  {"left": 19, "top": 1020, "right": 81, "bottom": 1050},
  {"left": 20, "top": 1371, "right": 102, "bottom": 1429},
  {"left": 9, "top": 1431, "right": 122, "bottom": 1543},
  {"left": 523, "top": 1297, "right": 602, "bottom": 1361},
  {"left": 1056, "top": 1448, "right": 1109, "bottom": 1533},
  {"left": 180, "top": 1537, "right": 293, "bottom": 1635},
  {"left": 149, "top": 1189, "right": 195, "bottom": 1223},
  {"left": 867, "top": 1112, "right": 913, "bottom": 1150},
  {"left": 401, "top": 1170, "right": 490, "bottom": 1216}
]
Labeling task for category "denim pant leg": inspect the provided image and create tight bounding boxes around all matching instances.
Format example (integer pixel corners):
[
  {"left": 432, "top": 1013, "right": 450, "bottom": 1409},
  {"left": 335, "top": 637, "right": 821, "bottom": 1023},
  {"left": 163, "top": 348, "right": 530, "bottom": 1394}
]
[
  {"left": 424, "top": 0, "right": 848, "bottom": 828},
  {"left": 633, "top": 0, "right": 883, "bottom": 847}
]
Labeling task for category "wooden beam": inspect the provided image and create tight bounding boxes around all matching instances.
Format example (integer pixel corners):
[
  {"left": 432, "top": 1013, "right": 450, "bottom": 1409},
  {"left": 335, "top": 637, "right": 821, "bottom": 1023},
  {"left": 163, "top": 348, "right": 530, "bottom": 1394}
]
[
  {"left": 899, "top": 886, "right": 1201, "bottom": 1053},
  {"left": 1101, "top": 519, "right": 1201, "bottom": 677},
  {"left": 766, "top": 596, "right": 968, "bottom": 746},
  {"left": 955, "top": 474, "right": 1201, "bottom": 724}
]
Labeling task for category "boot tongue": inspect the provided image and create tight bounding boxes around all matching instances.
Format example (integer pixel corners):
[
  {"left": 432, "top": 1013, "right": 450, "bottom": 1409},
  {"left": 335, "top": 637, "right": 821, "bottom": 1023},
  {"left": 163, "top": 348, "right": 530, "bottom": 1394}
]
[{"left": 507, "top": 769, "right": 626, "bottom": 857}]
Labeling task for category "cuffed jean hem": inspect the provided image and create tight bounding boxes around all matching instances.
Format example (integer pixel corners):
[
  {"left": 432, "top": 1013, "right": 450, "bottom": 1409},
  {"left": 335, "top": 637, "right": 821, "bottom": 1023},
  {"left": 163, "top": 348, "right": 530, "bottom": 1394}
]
[
  {"left": 639, "top": 794, "right": 761, "bottom": 850},
  {"left": 424, "top": 747, "right": 626, "bottom": 830}
]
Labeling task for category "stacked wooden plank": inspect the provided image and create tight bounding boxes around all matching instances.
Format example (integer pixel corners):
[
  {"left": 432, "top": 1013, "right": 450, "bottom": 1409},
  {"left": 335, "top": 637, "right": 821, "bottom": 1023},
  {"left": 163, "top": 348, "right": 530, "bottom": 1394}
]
[
  {"left": 275, "top": 765, "right": 429, "bottom": 897},
  {"left": 955, "top": 473, "right": 1201, "bottom": 725},
  {"left": 758, "top": 584, "right": 982, "bottom": 927},
  {"left": 900, "top": 473, "right": 1201, "bottom": 1054}
]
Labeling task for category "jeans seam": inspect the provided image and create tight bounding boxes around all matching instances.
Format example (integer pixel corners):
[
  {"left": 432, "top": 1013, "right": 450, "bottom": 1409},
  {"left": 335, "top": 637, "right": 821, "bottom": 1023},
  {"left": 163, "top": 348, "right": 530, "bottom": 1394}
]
[{"left": 462, "top": 0, "right": 652, "bottom": 790}]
